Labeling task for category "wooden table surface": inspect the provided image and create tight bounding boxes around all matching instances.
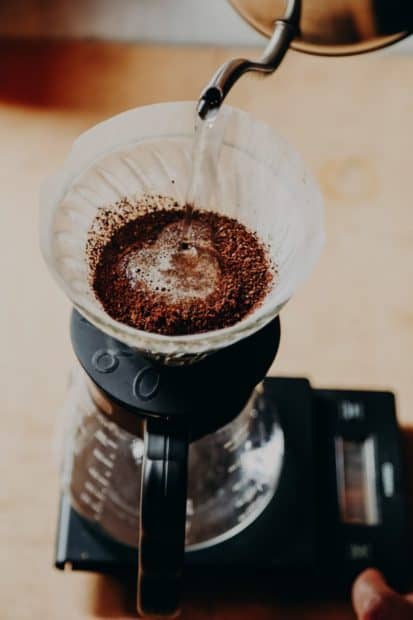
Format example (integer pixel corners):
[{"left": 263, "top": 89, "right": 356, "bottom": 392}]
[{"left": 1, "top": 39, "right": 413, "bottom": 620}]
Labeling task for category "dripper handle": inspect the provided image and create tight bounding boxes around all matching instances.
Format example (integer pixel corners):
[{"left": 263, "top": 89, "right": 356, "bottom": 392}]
[{"left": 138, "top": 418, "right": 188, "bottom": 617}]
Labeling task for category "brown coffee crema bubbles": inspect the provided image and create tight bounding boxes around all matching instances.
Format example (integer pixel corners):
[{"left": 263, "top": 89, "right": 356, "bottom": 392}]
[{"left": 87, "top": 195, "right": 275, "bottom": 336}]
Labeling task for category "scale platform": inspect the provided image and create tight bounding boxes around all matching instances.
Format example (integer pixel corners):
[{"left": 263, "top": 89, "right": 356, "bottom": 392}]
[{"left": 55, "top": 377, "right": 410, "bottom": 593}]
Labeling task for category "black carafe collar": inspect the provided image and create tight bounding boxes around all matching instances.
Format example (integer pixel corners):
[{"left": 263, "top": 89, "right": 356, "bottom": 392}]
[{"left": 70, "top": 309, "right": 280, "bottom": 440}]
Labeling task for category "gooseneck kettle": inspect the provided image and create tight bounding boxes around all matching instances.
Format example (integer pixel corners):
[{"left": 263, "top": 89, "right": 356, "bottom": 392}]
[{"left": 198, "top": 0, "right": 413, "bottom": 118}]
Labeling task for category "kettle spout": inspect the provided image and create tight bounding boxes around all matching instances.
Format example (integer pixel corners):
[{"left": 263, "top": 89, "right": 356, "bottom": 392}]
[{"left": 197, "top": 0, "right": 301, "bottom": 119}]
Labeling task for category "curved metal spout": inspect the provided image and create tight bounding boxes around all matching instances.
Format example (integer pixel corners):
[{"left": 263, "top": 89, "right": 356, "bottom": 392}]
[{"left": 197, "top": 0, "right": 301, "bottom": 119}]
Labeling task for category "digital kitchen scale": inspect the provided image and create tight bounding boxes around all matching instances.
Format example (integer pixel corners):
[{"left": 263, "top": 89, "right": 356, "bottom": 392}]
[{"left": 55, "top": 377, "right": 410, "bottom": 593}]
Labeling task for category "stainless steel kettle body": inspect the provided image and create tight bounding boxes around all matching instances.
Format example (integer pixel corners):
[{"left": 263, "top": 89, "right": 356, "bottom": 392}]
[{"left": 231, "top": 0, "right": 413, "bottom": 56}]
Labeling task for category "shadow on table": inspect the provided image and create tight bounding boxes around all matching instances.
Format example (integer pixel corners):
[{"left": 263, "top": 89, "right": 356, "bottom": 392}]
[
  {"left": 89, "top": 574, "right": 272, "bottom": 618},
  {"left": 89, "top": 572, "right": 354, "bottom": 619},
  {"left": 91, "top": 574, "right": 136, "bottom": 618}
]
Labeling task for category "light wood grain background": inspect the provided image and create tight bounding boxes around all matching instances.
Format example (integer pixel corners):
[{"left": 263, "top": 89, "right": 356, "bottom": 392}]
[{"left": 1, "top": 39, "right": 413, "bottom": 619}]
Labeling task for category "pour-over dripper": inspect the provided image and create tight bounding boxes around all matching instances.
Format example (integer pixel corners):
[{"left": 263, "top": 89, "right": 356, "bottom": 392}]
[{"left": 40, "top": 101, "right": 324, "bottom": 363}]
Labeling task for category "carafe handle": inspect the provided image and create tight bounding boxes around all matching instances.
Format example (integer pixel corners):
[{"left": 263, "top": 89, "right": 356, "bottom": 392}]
[{"left": 138, "top": 418, "right": 188, "bottom": 617}]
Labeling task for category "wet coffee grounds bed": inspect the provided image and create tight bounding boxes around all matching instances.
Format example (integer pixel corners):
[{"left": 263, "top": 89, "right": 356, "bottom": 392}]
[{"left": 91, "top": 204, "right": 274, "bottom": 336}]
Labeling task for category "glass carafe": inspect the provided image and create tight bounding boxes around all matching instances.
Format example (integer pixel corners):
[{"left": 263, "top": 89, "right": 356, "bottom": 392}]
[{"left": 61, "top": 367, "right": 284, "bottom": 550}]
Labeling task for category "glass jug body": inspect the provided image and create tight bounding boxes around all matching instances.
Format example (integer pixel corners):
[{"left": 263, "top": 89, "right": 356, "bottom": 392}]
[{"left": 60, "top": 367, "right": 284, "bottom": 549}]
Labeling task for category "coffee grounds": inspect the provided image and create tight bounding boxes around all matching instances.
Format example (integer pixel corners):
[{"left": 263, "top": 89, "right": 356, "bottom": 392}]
[{"left": 91, "top": 204, "right": 274, "bottom": 335}]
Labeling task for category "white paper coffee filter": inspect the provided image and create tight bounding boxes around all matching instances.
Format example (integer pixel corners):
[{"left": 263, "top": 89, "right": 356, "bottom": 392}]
[{"left": 40, "top": 101, "right": 324, "bottom": 361}]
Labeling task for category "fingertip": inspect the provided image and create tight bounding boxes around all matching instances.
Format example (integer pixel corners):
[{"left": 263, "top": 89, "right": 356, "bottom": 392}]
[
  {"left": 353, "top": 569, "right": 388, "bottom": 596},
  {"left": 352, "top": 569, "right": 412, "bottom": 620},
  {"left": 352, "top": 569, "right": 387, "bottom": 619}
]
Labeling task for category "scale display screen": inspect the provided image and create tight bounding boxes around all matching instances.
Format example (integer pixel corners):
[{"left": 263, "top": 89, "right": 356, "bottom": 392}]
[{"left": 335, "top": 436, "right": 380, "bottom": 525}]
